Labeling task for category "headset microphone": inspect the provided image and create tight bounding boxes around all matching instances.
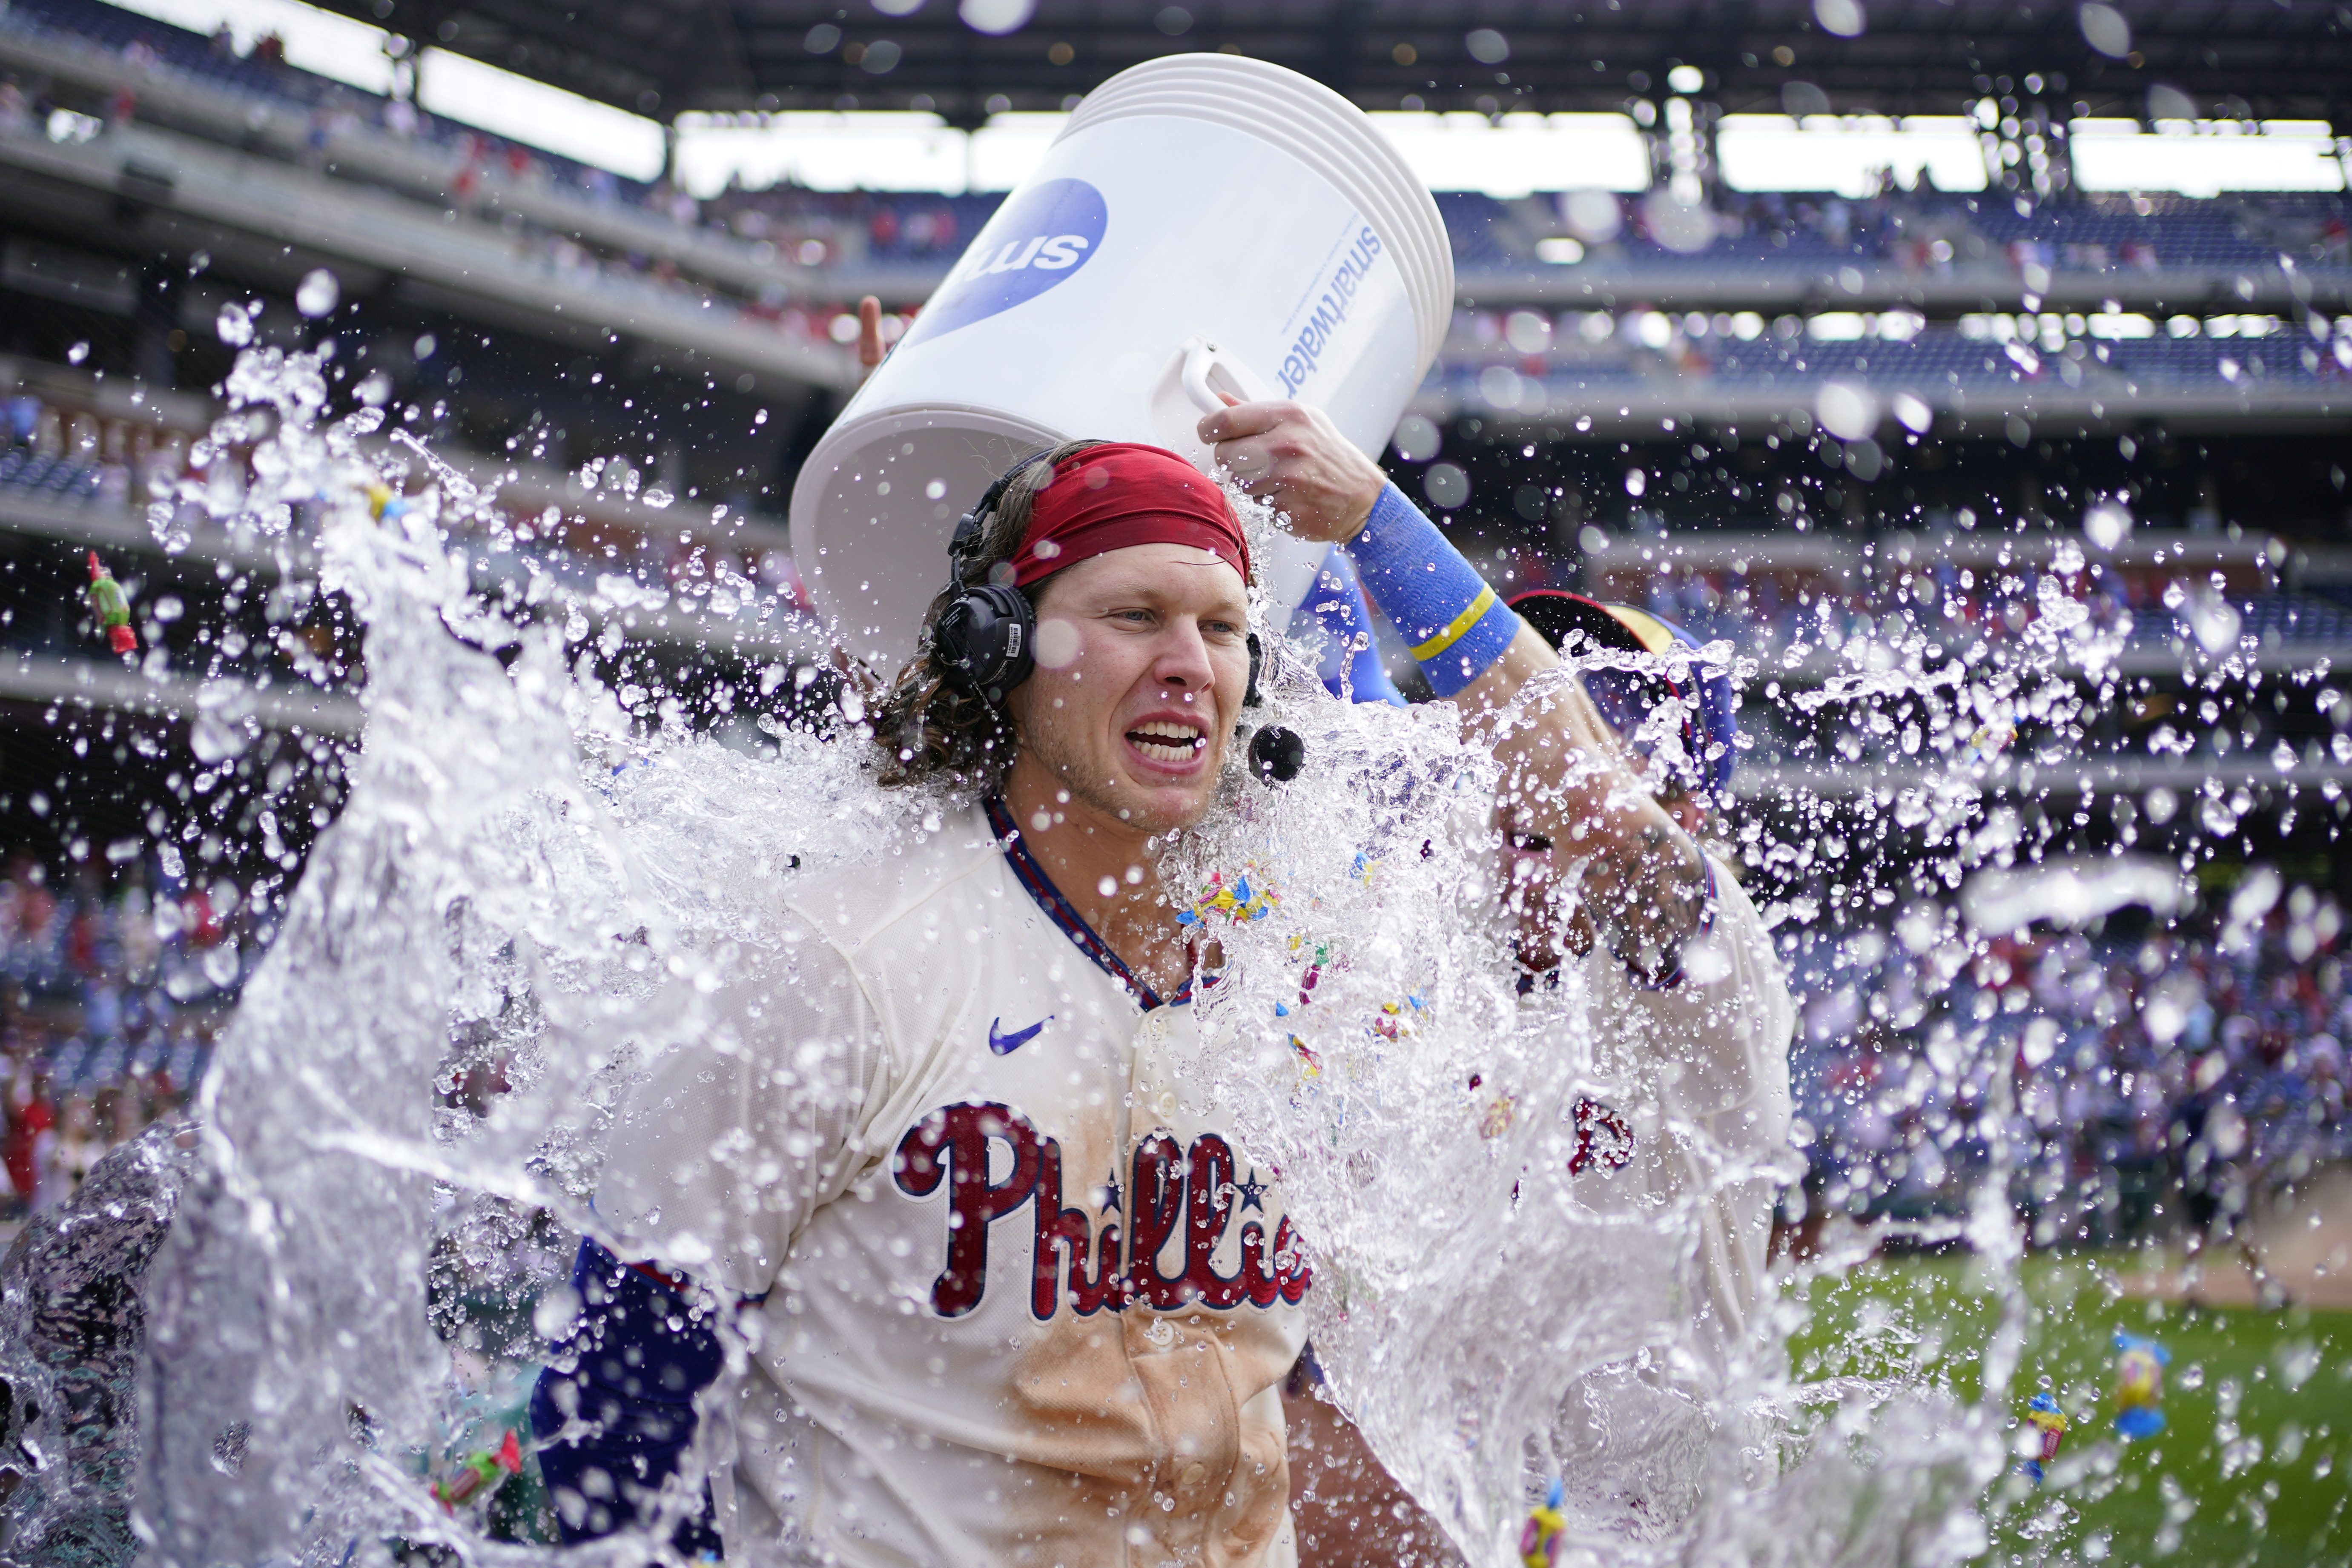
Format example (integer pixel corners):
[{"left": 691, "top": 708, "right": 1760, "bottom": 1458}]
[
  {"left": 1242, "top": 631, "right": 1305, "bottom": 784},
  {"left": 1248, "top": 725, "right": 1305, "bottom": 784}
]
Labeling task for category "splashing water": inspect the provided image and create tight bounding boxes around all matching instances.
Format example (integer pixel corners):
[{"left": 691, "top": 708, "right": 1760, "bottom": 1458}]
[
  {"left": 1166, "top": 519, "right": 2014, "bottom": 1565},
  {"left": 36, "top": 337, "right": 2309, "bottom": 1566}
]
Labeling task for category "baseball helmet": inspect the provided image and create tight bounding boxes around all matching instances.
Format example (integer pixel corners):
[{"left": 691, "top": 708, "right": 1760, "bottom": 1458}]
[{"left": 1507, "top": 589, "right": 1738, "bottom": 806}]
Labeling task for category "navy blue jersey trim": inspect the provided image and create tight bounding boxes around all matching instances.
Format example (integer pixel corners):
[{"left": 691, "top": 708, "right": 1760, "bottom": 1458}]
[{"left": 984, "top": 795, "right": 1188, "bottom": 1011}]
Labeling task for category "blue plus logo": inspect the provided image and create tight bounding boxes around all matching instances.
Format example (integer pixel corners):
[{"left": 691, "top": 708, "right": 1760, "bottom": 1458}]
[{"left": 906, "top": 178, "right": 1107, "bottom": 342}]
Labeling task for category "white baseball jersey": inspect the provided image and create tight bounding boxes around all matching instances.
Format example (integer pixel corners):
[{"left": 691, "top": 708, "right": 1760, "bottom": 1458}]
[
  {"left": 1569, "top": 856, "right": 1794, "bottom": 1353},
  {"left": 1547, "top": 855, "right": 1796, "bottom": 1532},
  {"left": 599, "top": 797, "right": 1311, "bottom": 1568}
]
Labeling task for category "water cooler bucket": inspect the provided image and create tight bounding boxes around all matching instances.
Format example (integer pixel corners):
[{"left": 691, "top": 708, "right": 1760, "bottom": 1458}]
[{"left": 787, "top": 53, "right": 1454, "bottom": 674}]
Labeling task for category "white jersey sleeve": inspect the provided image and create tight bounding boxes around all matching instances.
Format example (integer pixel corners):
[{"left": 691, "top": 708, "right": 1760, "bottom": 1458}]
[
  {"left": 597, "top": 922, "right": 890, "bottom": 1300},
  {"left": 1583, "top": 854, "right": 1796, "bottom": 1356}
]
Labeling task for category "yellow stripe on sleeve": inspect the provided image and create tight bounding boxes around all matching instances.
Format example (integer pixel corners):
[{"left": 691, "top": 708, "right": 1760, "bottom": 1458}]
[{"left": 1408, "top": 584, "right": 1500, "bottom": 661}]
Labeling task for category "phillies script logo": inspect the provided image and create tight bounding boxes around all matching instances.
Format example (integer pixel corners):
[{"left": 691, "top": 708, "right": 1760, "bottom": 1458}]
[
  {"left": 1568, "top": 1096, "right": 1635, "bottom": 1175},
  {"left": 892, "top": 1102, "right": 1312, "bottom": 1320},
  {"left": 900, "top": 177, "right": 1108, "bottom": 344}
]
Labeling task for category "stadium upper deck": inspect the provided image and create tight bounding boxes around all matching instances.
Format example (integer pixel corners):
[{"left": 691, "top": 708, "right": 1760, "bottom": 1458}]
[
  {"left": 3, "top": 0, "right": 2345, "bottom": 408},
  {"left": 0, "top": 0, "right": 2347, "bottom": 833},
  {"left": 317, "top": 0, "right": 2352, "bottom": 127}
]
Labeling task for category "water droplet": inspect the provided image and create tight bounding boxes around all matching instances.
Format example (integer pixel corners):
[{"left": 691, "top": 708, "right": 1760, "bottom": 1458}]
[
  {"left": 295, "top": 268, "right": 340, "bottom": 318},
  {"left": 1815, "top": 381, "right": 1878, "bottom": 440},
  {"left": 2084, "top": 500, "right": 2132, "bottom": 550},
  {"left": 532, "top": 1287, "right": 582, "bottom": 1340}
]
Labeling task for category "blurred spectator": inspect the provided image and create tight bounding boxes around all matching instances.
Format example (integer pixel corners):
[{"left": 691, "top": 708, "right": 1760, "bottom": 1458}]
[
  {"left": 6, "top": 1063, "right": 55, "bottom": 1211},
  {"left": 304, "top": 101, "right": 333, "bottom": 167},
  {"left": 2321, "top": 212, "right": 2350, "bottom": 265},
  {"left": 1790, "top": 881, "right": 2352, "bottom": 1249},
  {"left": 0, "top": 851, "right": 226, "bottom": 1217},
  {"left": 49, "top": 1091, "right": 100, "bottom": 1206},
  {"left": 6, "top": 387, "right": 40, "bottom": 445}
]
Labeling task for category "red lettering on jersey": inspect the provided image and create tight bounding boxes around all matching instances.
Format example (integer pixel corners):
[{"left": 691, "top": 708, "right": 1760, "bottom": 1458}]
[
  {"left": 1238, "top": 1219, "right": 1281, "bottom": 1307},
  {"left": 1567, "top": 1096, "right": 1634, "bottom": 1175},
  {"left": 892, "top": 1102, "right": 1043, "bottom": 1318},
  {"left": 1273, "top": 1214, "right": 1313, "bottom": 1304},
  {"left": 1182, "top": 1133, "right": 1246, "bottom": 1308},
  {"left": 895, "top": 1105, "right": 1312, "bottom": 1319},
  {"left": 1031, "top": 1137, "right": 1126, "bottom": 1318},
  {"left": 1127, "top": 1132, "right": 1188, "bottom": 1310}
]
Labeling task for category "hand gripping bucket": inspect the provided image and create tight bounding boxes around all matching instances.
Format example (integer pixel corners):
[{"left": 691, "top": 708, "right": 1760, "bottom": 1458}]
[{"left": 787, "top": 53, "right": 1454, "bottom": 674}]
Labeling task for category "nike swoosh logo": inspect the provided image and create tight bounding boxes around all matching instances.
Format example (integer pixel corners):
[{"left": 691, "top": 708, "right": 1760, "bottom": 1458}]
[{"left": 987, "top": 1016, "right": 1050, "bottom": 1056}]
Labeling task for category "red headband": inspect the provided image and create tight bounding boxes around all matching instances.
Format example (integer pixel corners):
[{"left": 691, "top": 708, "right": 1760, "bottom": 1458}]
[{"left": 1008, "top": 443, "right": 1250, "bottom": 590}]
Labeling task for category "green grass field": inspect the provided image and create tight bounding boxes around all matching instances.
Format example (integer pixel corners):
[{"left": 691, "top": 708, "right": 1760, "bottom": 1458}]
[{"left": 1786, "top": 1251, "right": 2351, "bottom": 1567}]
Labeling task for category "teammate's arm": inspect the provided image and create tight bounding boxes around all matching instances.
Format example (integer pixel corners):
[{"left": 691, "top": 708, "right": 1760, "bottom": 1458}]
[{"left": 1199, "top": 399, "right": 1708, "bottom": 962}]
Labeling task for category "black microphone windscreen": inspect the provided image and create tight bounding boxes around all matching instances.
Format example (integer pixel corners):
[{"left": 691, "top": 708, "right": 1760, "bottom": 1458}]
[{"left": 1249, "top": 725, "right": 1305, "bottom": 785}]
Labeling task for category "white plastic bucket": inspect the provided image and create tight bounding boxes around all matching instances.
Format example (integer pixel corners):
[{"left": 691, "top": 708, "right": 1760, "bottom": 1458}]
[{"left": 788, "top": 54, "right": 1454, "bottom": 674}]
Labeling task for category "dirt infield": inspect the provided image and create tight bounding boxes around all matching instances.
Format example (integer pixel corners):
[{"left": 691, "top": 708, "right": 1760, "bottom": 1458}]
[{"left": 2118, "top": 1163, "right": 2352, "bottom": 1311}]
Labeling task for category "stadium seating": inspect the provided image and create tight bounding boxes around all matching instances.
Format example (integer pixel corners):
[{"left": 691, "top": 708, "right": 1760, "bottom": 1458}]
[
  {"left": 0, "top": 449, "right": 104, "bottom": 504},
  {"left": 2, "top": 0, "right": 652, "bottom": 201}
]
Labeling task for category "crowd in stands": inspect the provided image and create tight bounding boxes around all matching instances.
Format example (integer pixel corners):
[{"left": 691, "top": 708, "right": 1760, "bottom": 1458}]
[
  {"left": 1438, "top": 181, "right": 2352, "bottom": 275},
  {"left": 6, "top": 0, "right": 2347, "bottom": 312},
  {"left": 0, "top": 852, "right": 233, "bottom": 1219},
  {"left": 0, "top": 378, "right": 175, "bottom": 513},
  {"left": 1598, "top": 556, "right": 2352, "bottom": 772},
  {"left": 7, "top": 0, "right": 2349, "bottom": 405},
  {"left": 0, "top": 365, "right": 813, "bottom": 706},
  {"left": 1431, "top": 306, "right": 2352, "bottom": 410},
  {"left": 0, "top": 0, "right": 867, "bottom": 347},
  {"left": 1791, "top": 881, "right": 2351, "bottom": 1245},
  {"left": 1576, "top": 538, "right": 2309, "bottom": 665}
]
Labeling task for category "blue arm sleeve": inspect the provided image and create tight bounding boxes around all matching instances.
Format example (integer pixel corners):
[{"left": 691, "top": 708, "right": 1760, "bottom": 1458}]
[
  {"left": 1343, "top": 484, "right": 1520, "bottom": 698},
  {"left": 1288, "top": 546, "right": 1407, "bottom": 706},
  {"left": 529, "top": 1238, "right": 726, "bottom": 1555}
]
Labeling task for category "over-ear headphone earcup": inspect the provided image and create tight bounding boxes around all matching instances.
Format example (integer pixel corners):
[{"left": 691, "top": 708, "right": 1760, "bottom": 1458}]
[{"left": 938, "top": 582, "right": 1036, "bottom": 704}]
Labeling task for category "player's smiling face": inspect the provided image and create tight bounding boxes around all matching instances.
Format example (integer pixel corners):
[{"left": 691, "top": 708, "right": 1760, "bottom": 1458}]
[{"left": 1005, "top": 541, "right": 1251, "bottom": 838}]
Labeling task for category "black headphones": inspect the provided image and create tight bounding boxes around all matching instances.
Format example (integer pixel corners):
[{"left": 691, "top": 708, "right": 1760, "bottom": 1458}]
[
  {"left": 934, "top": 448, "right": 1301, "bottom": 782},
  {"left": 932, "top": 449, "right": 1047, "bottom": 706}
]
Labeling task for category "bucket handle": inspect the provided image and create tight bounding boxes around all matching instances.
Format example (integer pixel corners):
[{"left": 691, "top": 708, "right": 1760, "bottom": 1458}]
[
  {"left": 1177, "top": 336, "right": 1274, "bottom": 413},
  {"left": 1159, "top": 336, "right": 1330, "bottom": 619}
]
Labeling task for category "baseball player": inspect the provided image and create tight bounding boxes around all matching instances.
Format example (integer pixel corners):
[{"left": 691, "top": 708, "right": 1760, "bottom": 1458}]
[
  {"left": 1501, "top": 590, "right": 1791, "bottom": 1351},
  {"left": 1500, "top": 591, "right": 1795, "bottom": 1540},
  {"left": 532, "top": 405, "right": 1724, "bottom": 1565},
  {"left": 1271, "top": 586, "right": 1794, "bottom": 1562}
]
